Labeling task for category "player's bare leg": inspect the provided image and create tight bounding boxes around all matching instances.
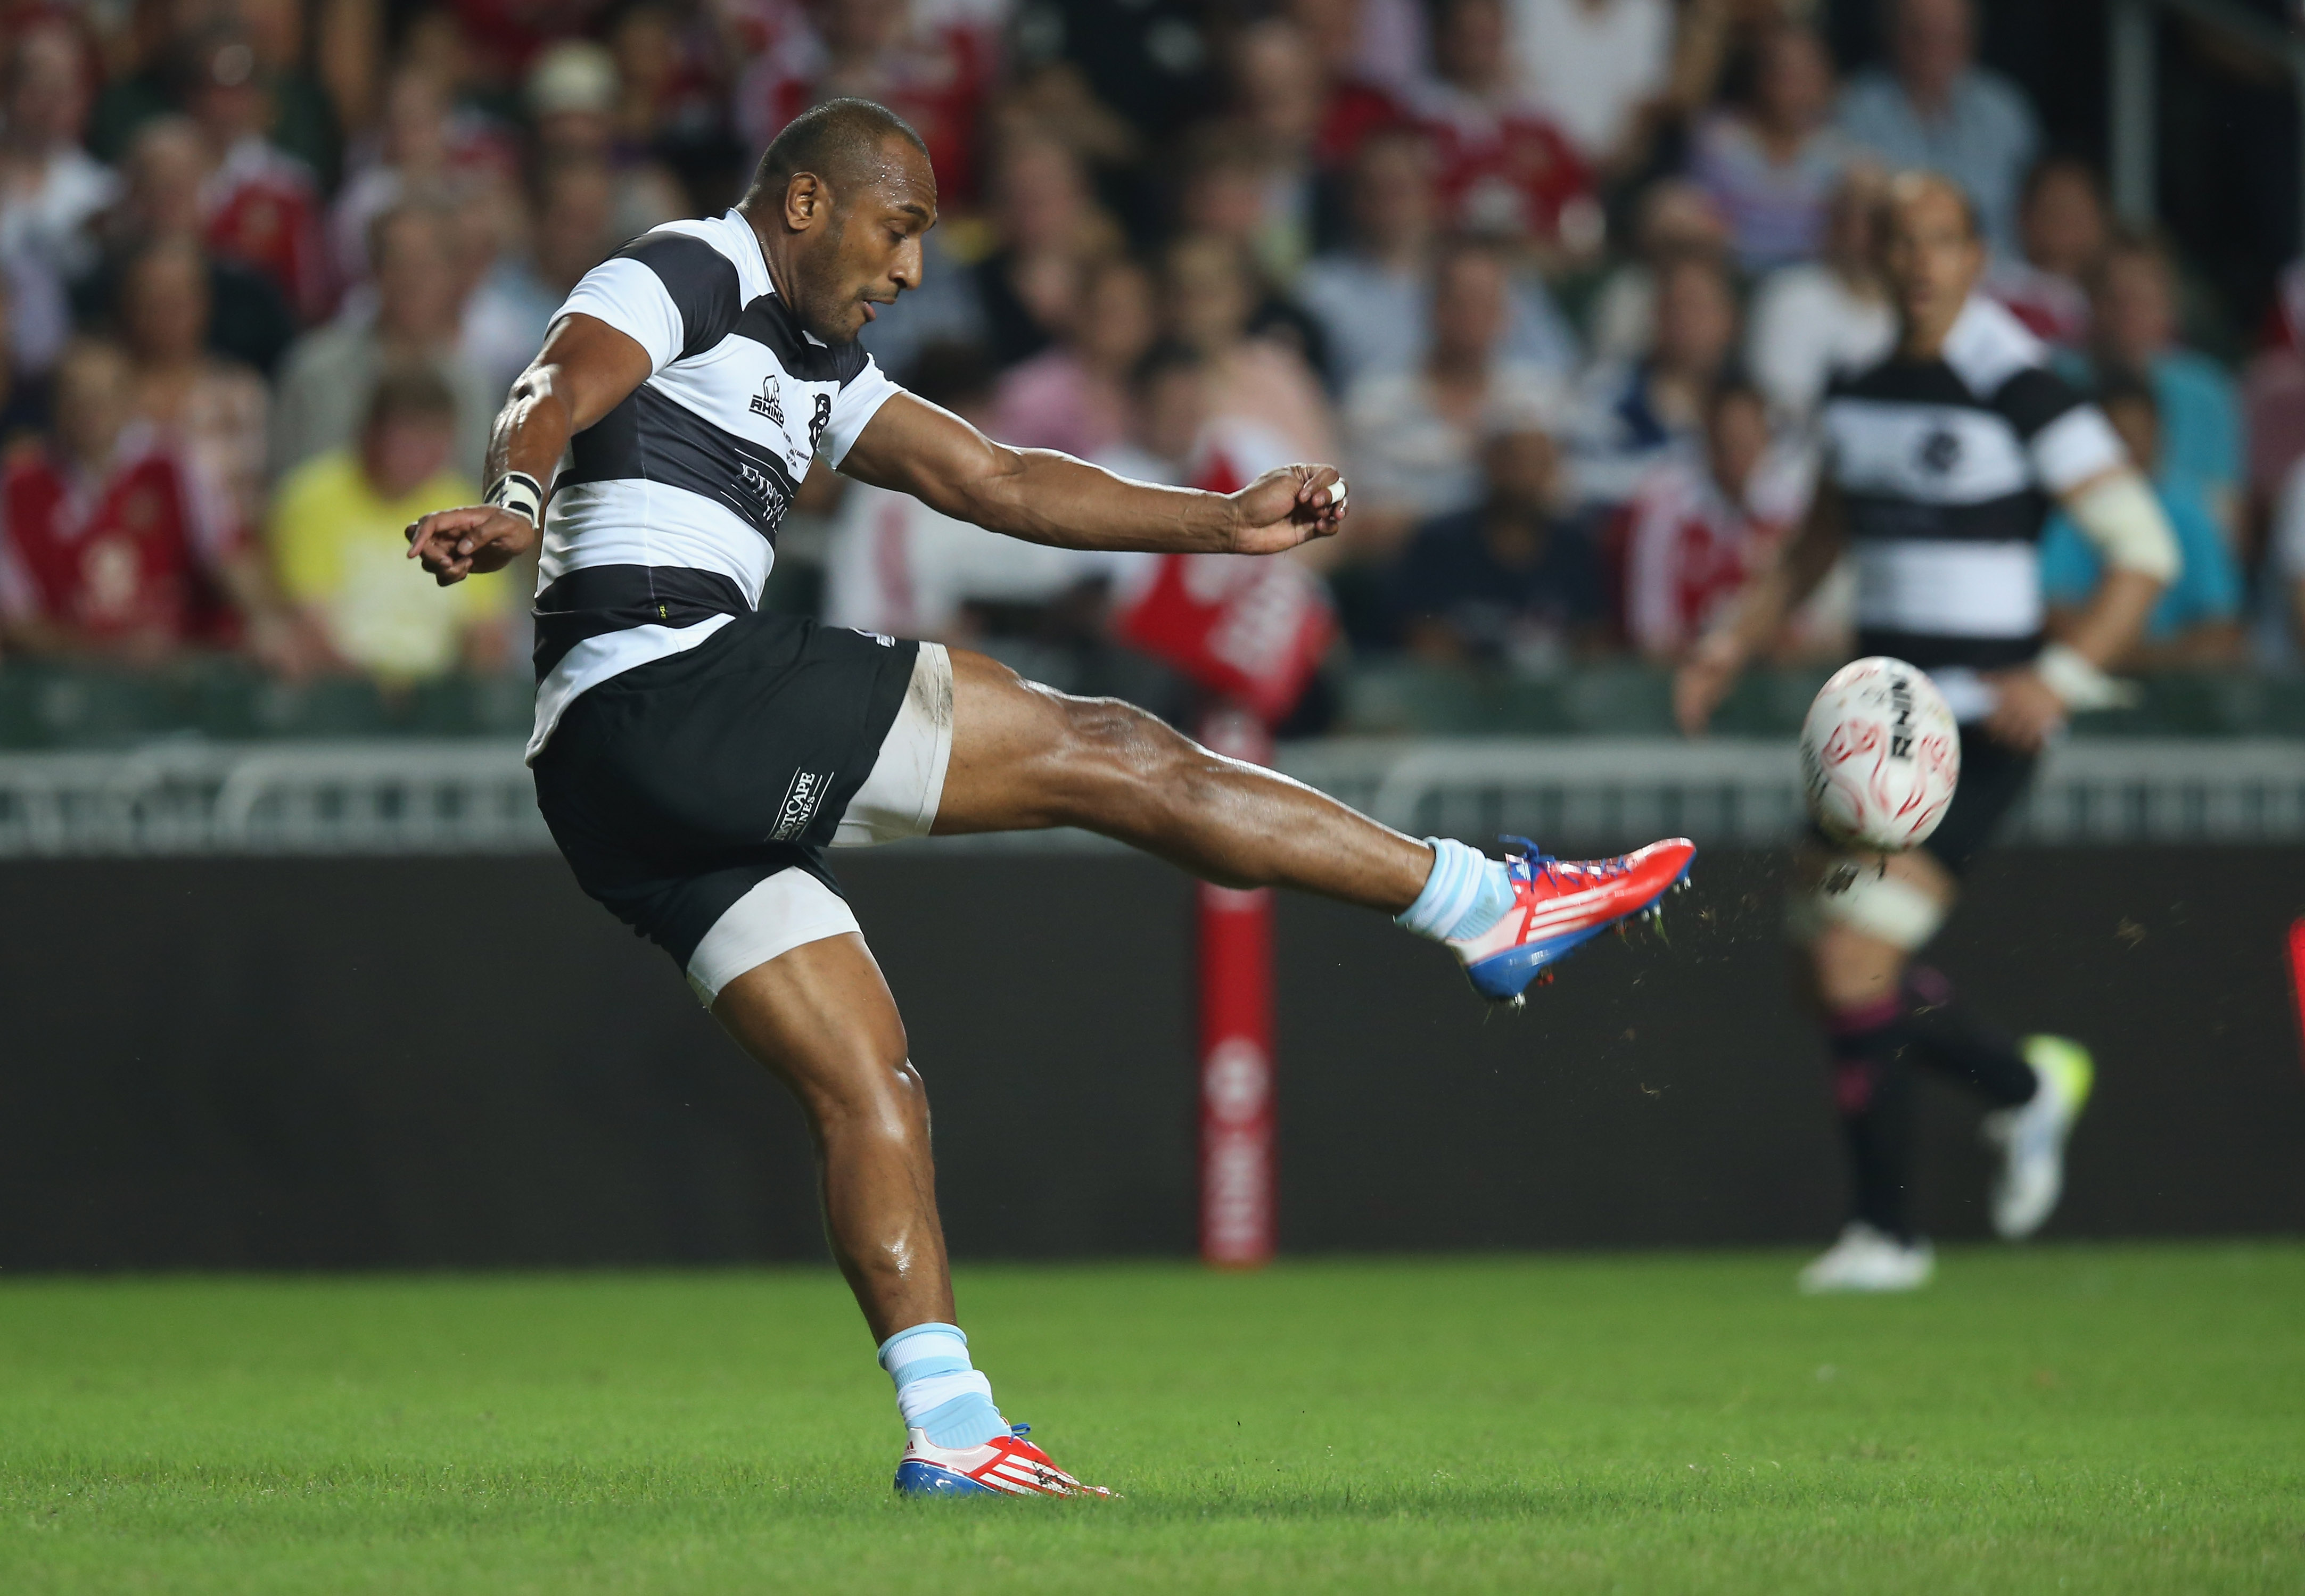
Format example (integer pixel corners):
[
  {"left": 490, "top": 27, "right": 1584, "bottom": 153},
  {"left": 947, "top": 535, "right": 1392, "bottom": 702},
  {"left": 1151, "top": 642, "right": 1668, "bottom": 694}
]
[
  {"left": 932, "top": 650, "right": 1695, "bottom": 1002},
  {"left": 709, "top": 934, "right": 949, "bottom": 1342},
  {"left": 1794, "top": 844, "right": 1954, "bottom": 1292},
  {"left": 709, "top": 931, "right": 1105, "bottom": 1495},
  {"left": 933, "top": 650, "right": 1433, "bottom": 907},
  {"left": 1793, "top": 844, "right": 2089, "bottom": 1293},
  {"left": 689, "top": 647, "right": 1693, "bottom": 1496}
]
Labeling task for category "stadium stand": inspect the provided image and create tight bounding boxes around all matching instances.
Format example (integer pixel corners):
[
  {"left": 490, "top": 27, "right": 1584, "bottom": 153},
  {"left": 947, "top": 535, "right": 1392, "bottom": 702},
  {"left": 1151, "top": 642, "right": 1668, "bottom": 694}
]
[{"left": 0, "top": 0, "right": 2302, "bottom": 721}]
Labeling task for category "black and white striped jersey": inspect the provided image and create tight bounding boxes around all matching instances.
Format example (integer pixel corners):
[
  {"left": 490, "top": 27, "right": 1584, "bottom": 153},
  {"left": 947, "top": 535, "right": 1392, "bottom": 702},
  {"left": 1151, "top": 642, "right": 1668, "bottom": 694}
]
[
  {"left": 1820, "top": 296, "right": 2126, "bottom": 714},
  {"left": 527, "top": 208, "right": 902, "bottom": 759}
]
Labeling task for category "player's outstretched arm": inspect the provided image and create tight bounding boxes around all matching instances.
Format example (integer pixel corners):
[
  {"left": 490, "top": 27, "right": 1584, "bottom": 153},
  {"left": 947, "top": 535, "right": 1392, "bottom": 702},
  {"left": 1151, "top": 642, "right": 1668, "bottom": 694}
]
[
  {"left": 1674, "top": 477, "right": 1848, "bottom": 734},
  {"left": 405, "top": 314, "right": 653, "bottom": 586},
  {"left": 839, "top": 391, "right": 1347, "bottom": 555}
]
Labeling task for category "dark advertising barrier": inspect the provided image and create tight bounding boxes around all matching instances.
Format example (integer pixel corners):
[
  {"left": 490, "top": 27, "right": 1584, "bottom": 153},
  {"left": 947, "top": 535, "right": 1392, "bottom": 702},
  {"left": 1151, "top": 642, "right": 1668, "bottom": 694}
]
[{"left": 1, "top": 847, "right": 2300, "bottom": 1269}]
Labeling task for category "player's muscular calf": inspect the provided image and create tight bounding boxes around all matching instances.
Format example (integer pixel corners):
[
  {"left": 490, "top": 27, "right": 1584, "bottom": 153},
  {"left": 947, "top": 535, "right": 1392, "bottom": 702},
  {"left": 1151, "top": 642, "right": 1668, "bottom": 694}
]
[
  {"left": 933, "top": 649, "right": 1433, "bottom": 912},
  {"left": 711, "top": 935, "right": 954, "bottom": 1342}
]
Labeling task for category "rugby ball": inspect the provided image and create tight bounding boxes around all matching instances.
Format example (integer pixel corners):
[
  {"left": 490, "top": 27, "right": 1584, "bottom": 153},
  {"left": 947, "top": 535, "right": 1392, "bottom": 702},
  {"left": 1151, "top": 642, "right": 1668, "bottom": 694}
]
[{"left": 1799, "top": 657, "right": 1961, "bottom": 851}]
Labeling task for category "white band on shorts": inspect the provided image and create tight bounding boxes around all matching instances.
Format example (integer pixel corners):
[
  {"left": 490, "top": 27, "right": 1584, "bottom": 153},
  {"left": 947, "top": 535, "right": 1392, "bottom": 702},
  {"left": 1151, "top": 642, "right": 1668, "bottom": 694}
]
[
  {"left": 685, "top": 869, "right": 861, "bottom": 1007},
  {"left": 833, "top": 641, "right": 954, "bottom": 848}
]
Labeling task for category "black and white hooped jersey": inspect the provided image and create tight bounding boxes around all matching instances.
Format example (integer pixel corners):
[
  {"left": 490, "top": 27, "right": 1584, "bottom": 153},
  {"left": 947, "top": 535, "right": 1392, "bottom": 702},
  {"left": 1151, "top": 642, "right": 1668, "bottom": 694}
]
[
  {"left": 1820, "top": 295, "right": 2126, "bottom": 706},
  {"left": 527, "top": 208, "right": 902, "bottom": 760}
]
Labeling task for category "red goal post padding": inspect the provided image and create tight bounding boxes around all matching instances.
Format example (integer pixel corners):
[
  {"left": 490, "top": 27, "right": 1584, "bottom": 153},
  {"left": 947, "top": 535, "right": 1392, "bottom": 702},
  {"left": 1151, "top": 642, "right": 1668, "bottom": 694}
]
[
  {"left": 1125, "top": 428, "right": 1335, "bottom": 1268},
  {"left": 1196, "top": 706, "right": 1278, "bottom": 1268},
  {"left": 2290, "top": 919, "right": 2305, "bottom": 1076}
]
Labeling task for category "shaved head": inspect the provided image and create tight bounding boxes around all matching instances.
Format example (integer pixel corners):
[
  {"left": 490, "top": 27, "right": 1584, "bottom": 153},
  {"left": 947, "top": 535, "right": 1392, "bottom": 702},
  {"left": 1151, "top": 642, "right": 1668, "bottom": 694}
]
[
  {"left": 738, "top": 96, "right": 938, "bottom": 345},
  {"left": 1884, "top": 169, "right": 1979, "bottom": 242},
  {"left": 748, "top": 97, "right": 928, "bottom": 211}
]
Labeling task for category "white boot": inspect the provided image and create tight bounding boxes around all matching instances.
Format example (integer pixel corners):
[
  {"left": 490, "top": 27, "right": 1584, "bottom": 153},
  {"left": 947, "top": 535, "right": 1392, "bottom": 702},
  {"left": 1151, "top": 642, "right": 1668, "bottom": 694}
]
[
  {"left": 1798, "top": 1222, "right": 1936, "bottom": 1294},
  {"left": 1983, "top": 1036, "right": 2095, "bottom": 1241}
]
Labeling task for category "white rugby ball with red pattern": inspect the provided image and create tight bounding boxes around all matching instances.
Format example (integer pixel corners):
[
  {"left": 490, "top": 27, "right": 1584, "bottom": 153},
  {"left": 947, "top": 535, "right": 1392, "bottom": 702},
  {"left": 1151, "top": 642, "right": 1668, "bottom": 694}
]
[{"left": 1799, "top": 657, "right": 1962, "bottom": 851}]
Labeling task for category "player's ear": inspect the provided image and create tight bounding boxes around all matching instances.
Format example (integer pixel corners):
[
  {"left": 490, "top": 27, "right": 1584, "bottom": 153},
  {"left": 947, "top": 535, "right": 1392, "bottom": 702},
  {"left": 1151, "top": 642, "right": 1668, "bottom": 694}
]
[{"left": 782, "top": 173, "right": 826, "bottom": 233}]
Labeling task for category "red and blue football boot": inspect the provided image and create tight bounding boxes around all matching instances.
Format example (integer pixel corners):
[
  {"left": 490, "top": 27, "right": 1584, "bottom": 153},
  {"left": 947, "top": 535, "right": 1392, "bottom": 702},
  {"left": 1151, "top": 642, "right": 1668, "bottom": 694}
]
[
  {"left": 1450, "top": 836, "right": 1696, "bottom": 1006},
  {"left": 893, "top": 1423, "right": 1113, "bottom": 1498}
]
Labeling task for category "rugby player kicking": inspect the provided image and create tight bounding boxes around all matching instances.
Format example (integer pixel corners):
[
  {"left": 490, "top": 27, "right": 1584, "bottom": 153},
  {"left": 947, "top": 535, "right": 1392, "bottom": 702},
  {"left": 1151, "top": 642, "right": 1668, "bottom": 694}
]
[
  {"left": 1677, "top": 172, "right": 2174, "bottom": 1293},
  {"left": 407, "top": 99, "right": 1692, "bottom": 1498}
]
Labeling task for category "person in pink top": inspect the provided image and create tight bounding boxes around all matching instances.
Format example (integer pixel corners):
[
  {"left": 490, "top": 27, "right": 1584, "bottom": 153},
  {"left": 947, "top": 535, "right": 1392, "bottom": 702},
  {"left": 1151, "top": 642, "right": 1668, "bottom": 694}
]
[
  {"left": 990, "top": 256, "right": 1157, "bottom": 460},
  {"left": 1159, "top": 233, "right": 1338, "bottom": 466}
]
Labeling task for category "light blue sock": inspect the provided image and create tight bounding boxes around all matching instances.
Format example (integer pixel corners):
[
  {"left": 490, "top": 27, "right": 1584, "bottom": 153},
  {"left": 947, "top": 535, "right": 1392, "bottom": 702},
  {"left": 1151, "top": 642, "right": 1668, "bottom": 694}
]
[
  {"left": 878, "top": 1322, "right": 1009, "bottom": 1449},
  {"left": 1394, "top": 837, "right": 1515, "bottom": 942}
]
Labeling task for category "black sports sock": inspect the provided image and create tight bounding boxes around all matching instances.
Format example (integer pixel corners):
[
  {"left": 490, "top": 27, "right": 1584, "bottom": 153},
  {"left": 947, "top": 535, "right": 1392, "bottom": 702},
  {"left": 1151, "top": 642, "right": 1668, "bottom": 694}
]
[
  {"left": 1901, "top": 965, "right": 2038, "bottom": 1108},
  {"left": 1827, "top": 996, "right": 1919, "bottom": 1242}
]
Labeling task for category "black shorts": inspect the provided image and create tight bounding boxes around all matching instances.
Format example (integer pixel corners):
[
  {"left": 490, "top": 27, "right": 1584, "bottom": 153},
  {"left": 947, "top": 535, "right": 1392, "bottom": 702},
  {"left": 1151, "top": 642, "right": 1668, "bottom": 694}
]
[
  {"left": 1807, "top": 723, "right": 2036, "bottom": 876},
  {"left": 531, "top": 612, "right": 924, "bottom": 976}
]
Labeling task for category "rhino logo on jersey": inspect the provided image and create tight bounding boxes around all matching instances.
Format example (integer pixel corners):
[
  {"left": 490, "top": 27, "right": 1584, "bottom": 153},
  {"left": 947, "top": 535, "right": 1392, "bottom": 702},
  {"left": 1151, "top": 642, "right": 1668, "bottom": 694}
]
[{"left": 750, "top": 377, "right": 784, "bottom": 427}]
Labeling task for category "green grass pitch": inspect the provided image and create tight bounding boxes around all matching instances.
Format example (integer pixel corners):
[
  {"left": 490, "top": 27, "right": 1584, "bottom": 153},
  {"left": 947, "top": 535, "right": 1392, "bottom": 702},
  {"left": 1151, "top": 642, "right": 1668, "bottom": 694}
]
[{"left": 4, "top": 1245, "right": 2301, "bottom": 1593}]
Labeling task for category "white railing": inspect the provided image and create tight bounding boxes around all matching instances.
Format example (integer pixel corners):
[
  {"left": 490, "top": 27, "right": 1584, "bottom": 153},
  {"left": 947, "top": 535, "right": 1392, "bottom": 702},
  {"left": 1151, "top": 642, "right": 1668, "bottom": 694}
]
[
  {"left": 1287, "top": 736, "right": 2305, "bottom": 847},
  {"left": 0, "top": 741, "right": 548, "bottom": 856},
  {"left": 2, "top": 737, "right": 2302, "bottom": 857}
]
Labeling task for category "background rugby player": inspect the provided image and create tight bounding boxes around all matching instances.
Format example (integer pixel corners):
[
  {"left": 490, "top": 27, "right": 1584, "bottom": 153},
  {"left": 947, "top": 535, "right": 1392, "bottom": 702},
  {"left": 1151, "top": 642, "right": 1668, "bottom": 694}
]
[
  {"left": 1676, "top": 172, "right": 2178, "bottom": 1294},
  {"left": 405, "top": 98, "right": 1693, "bottom": 1496}
]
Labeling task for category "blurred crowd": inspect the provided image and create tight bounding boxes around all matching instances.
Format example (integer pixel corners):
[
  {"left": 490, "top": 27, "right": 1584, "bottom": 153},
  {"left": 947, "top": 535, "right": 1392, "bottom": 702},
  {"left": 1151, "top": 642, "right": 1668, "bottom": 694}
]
[{"left": 3, "top": 0, "right": 2305, "bottom": 712}]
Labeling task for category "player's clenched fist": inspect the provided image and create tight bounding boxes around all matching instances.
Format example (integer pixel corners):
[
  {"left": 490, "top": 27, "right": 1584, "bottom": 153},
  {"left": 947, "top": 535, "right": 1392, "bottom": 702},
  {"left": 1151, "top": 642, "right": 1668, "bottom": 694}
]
[
  {"left": 1226, "top": 464, "right": 1348, "bottom": 555},
  {"left": 405, "top": 505, "right": 539, "bottom": 586}
]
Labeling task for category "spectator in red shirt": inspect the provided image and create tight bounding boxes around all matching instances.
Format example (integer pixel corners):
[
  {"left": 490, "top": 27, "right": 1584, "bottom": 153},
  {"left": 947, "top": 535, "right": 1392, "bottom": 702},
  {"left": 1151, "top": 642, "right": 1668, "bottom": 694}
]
[
  {"left": 1285, "top": 0, "right": 1411, "bottom": 171},
  {"left": 1617, "top": 376, "right": 1843, "bottom": 664},
  {"left": 1404, "top": 0, "right": 1598, "bottom": 265},
  {"left": 0, "top": 338, "right": 293, "bottom": 664},
  {"left": 1622, "top": 378, "right": 1783, "bottom": 660},
  {"left": 188, "top": 28, "right": 331, "bottom": 325}
]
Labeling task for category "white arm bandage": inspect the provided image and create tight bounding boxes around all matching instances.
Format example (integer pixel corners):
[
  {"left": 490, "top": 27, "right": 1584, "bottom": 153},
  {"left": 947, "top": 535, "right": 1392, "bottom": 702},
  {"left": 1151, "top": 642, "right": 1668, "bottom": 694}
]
[{"left": 2064, "top": 470, "right": 2180, "bottom": 582}]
